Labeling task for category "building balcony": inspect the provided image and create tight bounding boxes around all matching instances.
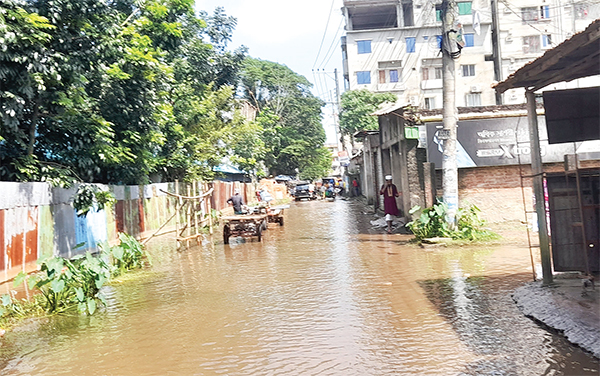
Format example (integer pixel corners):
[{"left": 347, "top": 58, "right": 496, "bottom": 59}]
[
  {"left": 376, "top": 82, "right": 405, "bottom": 92},
  {"left": 421, "top": 79, "right": 443, "bottom": 90}
]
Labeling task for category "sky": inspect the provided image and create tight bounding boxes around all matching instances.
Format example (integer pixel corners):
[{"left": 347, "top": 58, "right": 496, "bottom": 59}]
[{"left": 195, "top": 0, "right": 346, "bottom": 144}]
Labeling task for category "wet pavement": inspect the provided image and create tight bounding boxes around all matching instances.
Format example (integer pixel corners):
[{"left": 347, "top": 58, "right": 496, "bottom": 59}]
[{"left": 0, "top": 199, "right": 598, "bottom": 375}]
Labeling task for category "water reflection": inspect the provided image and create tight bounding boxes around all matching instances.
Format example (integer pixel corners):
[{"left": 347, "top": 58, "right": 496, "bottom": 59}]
[{"left": 0, "top": 199, "right": 597, "bottom": 375}]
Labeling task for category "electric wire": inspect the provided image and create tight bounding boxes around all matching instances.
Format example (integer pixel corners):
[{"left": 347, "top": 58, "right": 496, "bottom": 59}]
[{"left": 313, "top": 0, "right": 337, "bottom": 70}]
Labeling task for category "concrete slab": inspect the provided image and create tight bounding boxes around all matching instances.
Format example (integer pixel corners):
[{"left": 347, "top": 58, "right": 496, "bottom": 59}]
[{"left": 513, "top": 275, "right": 600, "bottom": 359}]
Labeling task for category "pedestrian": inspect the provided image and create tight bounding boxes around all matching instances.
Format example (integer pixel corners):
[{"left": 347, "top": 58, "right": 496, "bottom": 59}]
[
  {"left": 352, "top": 178, "right": 359, "bottom": 197},
  {"left": 379, "top": 175, "right": 400, "bottom": 234},
  {"left": 227, "top": 188, "right": 245, "bottom": 214}
]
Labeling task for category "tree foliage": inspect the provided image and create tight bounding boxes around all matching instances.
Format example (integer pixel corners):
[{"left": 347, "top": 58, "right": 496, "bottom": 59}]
[
  {"left": 338, "top": 89, "right": 397, "bottom": 138},
  {"left": 0, "top": 2, "right": 328, "bottom": 184},
  {"left": 239, "top": 58, "right": 329, "bottom": 178}
]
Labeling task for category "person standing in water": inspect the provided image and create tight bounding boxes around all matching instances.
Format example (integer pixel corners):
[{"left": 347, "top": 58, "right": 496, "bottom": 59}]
[{"left": 379, "top": 175, "right": 400, "bottom": 234}]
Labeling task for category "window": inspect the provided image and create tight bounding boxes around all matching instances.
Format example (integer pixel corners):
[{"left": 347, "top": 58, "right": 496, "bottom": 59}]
[
  {"left": 425, "top": 97, "right": 436, "bottom": 110},
  {"left": 436, "top": 35, "right": 443, "bottom": 49},
  {"left": 403, "top": 1, "right": 414, "bottom": 26},
  {"left": 457, "top": 1, "right": 472, "bottom": 15},
  {"left": 377, "top": 61, "right": 402, "bottom": 84},
  {"left": 542, "top": 34, "right": 552, "bottom": 47},
  {"left": 461, "top": 64, "right": 475, "bottom": 77},
  {"left": 465, "top": 93, "right": 481, "bottom": 107},
  {"left": 357, "top": 71, "right": 371, "bottom": 84},
  {"left": 406, "top": 37, "right": 416, "bottom": 53},
  {"left": 522, "top": 6, "right": 549, "bottom": 23},
  {"left": 435, "top": 4, "right": 442, "bottom": 21},
  {"left": 464, "top": 33, "right": 474, "bottom": 47},
  {"left": 575, "top": 4, "right": 589, "bottom": 19},
  {"left": 522, "top": 7, "right": 538, "bottom": 22},
  {"left": 422, "top": 67, "right": 442, "bottom": 80},
  {"left": 523, "top": 35, "right": 541, "bottom": 54},
  {"left": 357, "top": 40, "right": 371, "bottom": 54}
]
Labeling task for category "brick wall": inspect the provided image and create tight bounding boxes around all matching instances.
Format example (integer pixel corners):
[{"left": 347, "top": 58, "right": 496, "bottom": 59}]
[{"left": 433, "top": 162, "right": 600, "bottom": 223}]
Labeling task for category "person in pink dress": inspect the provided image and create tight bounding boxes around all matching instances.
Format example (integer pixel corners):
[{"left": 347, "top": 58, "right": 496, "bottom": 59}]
[{"left": 379, "top": 175, "right": 400, "bottom": 233}]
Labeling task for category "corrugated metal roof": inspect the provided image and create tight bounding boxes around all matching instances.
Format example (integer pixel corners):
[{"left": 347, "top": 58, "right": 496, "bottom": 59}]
[
  {"left": 494, "top": 18, "right": 600, "bottom": 93},
  {"left": 353, "top": 130, "right": 379, "bottom": 138},
  {"left": 371, "top": 103, "right": 408, "bottom": 116}
]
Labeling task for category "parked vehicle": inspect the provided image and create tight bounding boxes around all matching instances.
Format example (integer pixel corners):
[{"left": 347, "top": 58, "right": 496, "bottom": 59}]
[{"left": 294, "top": 182, "right": 317, "bottom": 201}]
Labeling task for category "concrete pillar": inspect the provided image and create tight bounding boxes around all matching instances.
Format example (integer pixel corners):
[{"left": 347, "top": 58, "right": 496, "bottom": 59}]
[
  {"left": 344, "top": 7, "right": 353, "bottom": 31},
  {"left": 397, "top": 3, "right": 404, "bottom": 27}
]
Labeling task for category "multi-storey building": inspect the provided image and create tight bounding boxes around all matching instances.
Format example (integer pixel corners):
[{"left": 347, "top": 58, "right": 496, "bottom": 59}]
[{"left": 341, "top": 0, "right": 599, "bottom": 108}]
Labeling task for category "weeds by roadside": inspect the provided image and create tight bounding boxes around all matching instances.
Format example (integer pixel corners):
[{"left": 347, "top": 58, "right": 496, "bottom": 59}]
[
  {"left": 407, "top": 201, "right": 500, "bottom": 243},
  {"left": 0, "top": 233, "right": 147, "bottom": 330}
]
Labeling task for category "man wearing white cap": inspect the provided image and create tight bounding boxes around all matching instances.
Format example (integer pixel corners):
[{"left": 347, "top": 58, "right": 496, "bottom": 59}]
[{"left": 379, "top": 175, "right": 400, "bottom": 233}]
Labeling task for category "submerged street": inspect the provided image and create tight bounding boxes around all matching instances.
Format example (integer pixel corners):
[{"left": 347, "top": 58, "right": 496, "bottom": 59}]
[{"left": 0, "top": 199, "right": 598, "bottom": 375}]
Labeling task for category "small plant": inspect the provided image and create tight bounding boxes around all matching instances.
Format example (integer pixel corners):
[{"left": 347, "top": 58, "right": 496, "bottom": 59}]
[
  {"left": 72, "top": 184, "right": 116, "bottom": 217},
  {"left": 105, "top": 233, "right": 147, "bottom": 276},
  {"left": 12, "top": 253, "right": 111, "bottom": 315},
  {"left": 407, "top": 201, "right": 499, "bottom": 242}
]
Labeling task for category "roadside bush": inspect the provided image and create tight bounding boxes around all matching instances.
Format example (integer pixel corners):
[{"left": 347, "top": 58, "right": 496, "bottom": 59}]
[
  {"left": 406, "top": 201, "right": 499, "bottom": 242},
  {"left": 0, "top": 233, "right": 146, "bottom": 326}
]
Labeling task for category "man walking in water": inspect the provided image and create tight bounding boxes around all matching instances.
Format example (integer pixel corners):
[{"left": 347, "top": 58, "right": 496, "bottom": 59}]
[{"left": 379, "top": 175, "right": 400, "bottom": 234}]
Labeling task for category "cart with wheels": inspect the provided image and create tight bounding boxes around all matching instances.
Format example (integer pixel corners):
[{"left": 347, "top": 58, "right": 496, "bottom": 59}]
[
  {"left": 267, "top": 205, "right": 289, "bottom": 226},
  {"left": 222, "top": 213, "right": 268, "bottom": 244}
]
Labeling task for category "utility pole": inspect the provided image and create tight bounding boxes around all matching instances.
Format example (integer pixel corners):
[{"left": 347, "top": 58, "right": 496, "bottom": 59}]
[
  {"left": 334, "top": 68, "right": 344, "bottom": 153},
  {"left": 441, "top": 0, "right": 459, "bottom": 226},
  {"left": 491, "top": 0, "right": 503, "bottom": 104}
]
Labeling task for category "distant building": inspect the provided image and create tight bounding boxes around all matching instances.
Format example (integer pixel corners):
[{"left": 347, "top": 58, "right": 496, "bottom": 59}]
[
  {"left": 325, "top": 143, "right": 344, "bottom": 176},
  {"left": 341, "top": 0, "right": 600, "bottom": 108}
]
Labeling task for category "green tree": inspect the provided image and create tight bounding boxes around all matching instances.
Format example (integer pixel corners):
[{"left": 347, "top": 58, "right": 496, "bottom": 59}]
[
  {"left": 239, "top": 58, "right": 328, "bottom": 178},
  {"left": 0, "top": 0, "right": 60, "bottom": 182},
  {"left": 339, "top": 89, "right": 397, "bottom": 138}
]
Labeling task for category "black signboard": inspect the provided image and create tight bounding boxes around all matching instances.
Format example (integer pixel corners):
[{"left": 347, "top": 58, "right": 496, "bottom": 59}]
[{"left": 426, "top": 116, "right": 600, "bottom": 168}]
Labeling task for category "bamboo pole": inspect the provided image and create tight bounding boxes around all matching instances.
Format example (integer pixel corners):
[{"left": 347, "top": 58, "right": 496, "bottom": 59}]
[
  {"left": 175, "top": 180, "right": 180, "bottom": 249},
  {"left": 186, "top": 184, "right": 191, "bottom": 248},
  {"left": 207, "top": 182, "right": 213, "bottom": 235},
  {"left": 141, "top": 210, "right": 178, "bottom": 246},
  {"left": 193, "top": 182, "right": 199, "bottom": 245}
]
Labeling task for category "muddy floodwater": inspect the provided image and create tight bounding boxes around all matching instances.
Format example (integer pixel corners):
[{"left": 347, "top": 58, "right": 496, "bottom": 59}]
[{"left": 0, "top": 199, "right": 598, "bottom": 375}]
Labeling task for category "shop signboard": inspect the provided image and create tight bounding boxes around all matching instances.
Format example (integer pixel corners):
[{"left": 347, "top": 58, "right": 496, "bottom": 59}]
[{"left": 426, "top": 116, "right": 600, "bottom": 168}]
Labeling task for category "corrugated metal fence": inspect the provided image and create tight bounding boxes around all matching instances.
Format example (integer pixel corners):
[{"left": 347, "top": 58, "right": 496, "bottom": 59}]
[{"left": 0, "top": 180, "right": 254, "bottom": 283}]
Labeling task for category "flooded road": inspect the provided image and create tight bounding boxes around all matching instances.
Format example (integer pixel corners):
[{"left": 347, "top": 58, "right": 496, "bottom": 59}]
[{"left": 0, "top": 199, "right": 598, "bottom": 375}]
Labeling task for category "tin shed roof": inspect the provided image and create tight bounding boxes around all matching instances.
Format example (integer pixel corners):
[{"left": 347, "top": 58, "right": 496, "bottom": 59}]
[{"left": 494, "top": 18, "right": 600, "bottom": 93}]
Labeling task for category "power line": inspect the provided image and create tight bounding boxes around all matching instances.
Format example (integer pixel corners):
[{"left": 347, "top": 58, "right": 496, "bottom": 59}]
[
  {"left": 313, "top": 0, "right": 337, "bottom": 70},
  {"left": 316, "top": 17, "right": 345, "bottom": 70}
]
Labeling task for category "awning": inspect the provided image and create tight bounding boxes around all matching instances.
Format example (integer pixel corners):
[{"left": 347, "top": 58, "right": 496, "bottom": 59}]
[
  {"left": 371, "top": 103, "right": 409, "bottom": 116},
  {"left": 353, "top": 130, "right": 379, "bottom": 139},
  {"left": 494, "top": 18, "right": 600, "bottom": 93}
]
